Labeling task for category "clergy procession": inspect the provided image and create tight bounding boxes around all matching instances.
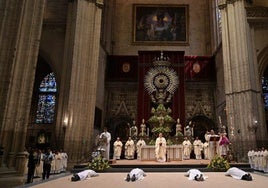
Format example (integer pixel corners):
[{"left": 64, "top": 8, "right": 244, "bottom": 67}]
[
  {"left": 248, "top": 148, "right": 268, "bottom": 173},
  {"left": 25, "top": 147, "right": 68, "bottom": 184}
]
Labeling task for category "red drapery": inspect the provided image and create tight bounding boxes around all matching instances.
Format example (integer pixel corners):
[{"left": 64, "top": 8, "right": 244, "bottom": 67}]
[
  {"left": 106, "top": 54, "right": 215, "bottom": 130},
  {"left": 184, "top": 56, "right": 215, "bottom": 81},
  {"left": 137, "top": 51, "right": 185, "bottom": 128}
]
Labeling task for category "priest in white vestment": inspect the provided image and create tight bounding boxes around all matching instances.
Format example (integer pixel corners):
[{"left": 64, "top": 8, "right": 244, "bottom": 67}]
[
  {"left": 54, "top": 151, "right": 62, "bottom": 173},
  {"left": 182, "top": 137, "right": 192, "bottom": 160},
  {"left": 125, "top": 137, "right": 135, "bottom": 159},
  {"left": 203, "top": 141, "right": 209, "bottom": 160},
  {"left": 113, "top": 137, "right": 123, "bottom": 160},
  {"left": 136, "top": 138, "right": 146, "bottom": 160},
  {"left": 207, "top": 130, "right": 219, "bottom": 160},
  {"left": 100, "top": 127, "right": 111, "bottom": 160},
  {"left": 60, "top": 150, "right": 68, "bottom": 172},
  {"left": 263, "top": 149, "right": 268, "bottom": 172},
  {"left": 155, "top": 133, "right": 166, "bottom": 162},
  {"left": 247, "top": 149, "right": 254, "bottom": 169},
  {"left": 193, "top": 137, "right": 203, "bottom": 159}
]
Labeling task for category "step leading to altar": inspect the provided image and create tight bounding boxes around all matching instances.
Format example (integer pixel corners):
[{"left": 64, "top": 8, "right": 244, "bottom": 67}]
[{"left": 72, "top": 159, "right": 251, "bottom": 173}]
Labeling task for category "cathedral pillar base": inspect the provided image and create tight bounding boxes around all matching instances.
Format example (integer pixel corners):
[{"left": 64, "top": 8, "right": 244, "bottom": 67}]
[{"left": 15, "top": 152, "right": 28, "bottom": 175}]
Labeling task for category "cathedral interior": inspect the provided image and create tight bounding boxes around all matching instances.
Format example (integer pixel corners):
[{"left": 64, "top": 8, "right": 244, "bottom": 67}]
[{"left": 0, "top": 0, "right": 268, "bottom": 185}]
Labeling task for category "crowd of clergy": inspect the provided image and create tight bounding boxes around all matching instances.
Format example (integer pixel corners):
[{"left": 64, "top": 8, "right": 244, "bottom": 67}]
[
  {"left": 112, "top": 129, "right": 231, "bottom": 162},
  {"left": 25, "top": 147, "right": 68, "bottom": 183},
  {"left": 113, "top": 136, "right": 146, "bottom": 160},
  {"left": 182, "top": 130, "right": 230, "bottom": 161},
  {"left": 248, "top": 147, "right": 268, "bottom": 173}
]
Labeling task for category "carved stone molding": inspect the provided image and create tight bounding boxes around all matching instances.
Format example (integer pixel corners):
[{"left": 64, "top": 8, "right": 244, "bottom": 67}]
[
  {"left": 95, "top": 0, "right": 104, "bottom": 8},
  {"left": 106, "top": 86, "right": 138, "bottom": 120},
  {"left": 246, "top": 7, "right": 268, "bottom": 18},
  {"left": 185, "top": 84, "right": 215, "bottom": 120},
  {"left": 218, "top": 3, "right": 227, "bottom": 10},
  {"left": 219, "top": 0, "right": 252, "bottom": 10},
  {"left": 226, "top": 0, "right": 240, "bottom": 4},
  {"left": 68, "top": 0, "right": 103, "bottom": 6},
  {"left": 246, "top": 7, "right": 268, "bottom": 29}
]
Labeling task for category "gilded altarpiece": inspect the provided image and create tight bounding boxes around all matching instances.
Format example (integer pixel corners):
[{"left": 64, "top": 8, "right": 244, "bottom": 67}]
[{"left": 137, "top": 51, "right": 185, "bottom": 127}]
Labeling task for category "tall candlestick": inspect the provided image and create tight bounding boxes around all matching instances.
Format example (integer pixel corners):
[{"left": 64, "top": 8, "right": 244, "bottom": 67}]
[
  {"left": 147, "top": 128, "right": 149, "bottom": 136},
  {"left": 218, "top": 116, "right": 222, "bottom": 124}
]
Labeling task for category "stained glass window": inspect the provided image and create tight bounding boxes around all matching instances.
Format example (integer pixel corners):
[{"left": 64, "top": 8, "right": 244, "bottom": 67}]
[
  {"left": 262, "top": 76, "right": 268, "bottom": 110},
  {"left": 36, "top": 73, "right": 57, "bottom": 124}
]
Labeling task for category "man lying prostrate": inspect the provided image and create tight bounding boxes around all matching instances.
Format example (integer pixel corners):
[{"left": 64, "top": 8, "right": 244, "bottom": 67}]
[
  {"left": 71, "top": 169, "right": 99, "bottom": 181},
  {"left": 125, "top": 168, "right": 147, "bottom": 182},
  {"left": 225, "top": 167, "right": 253, "bottom": 181},
  {"left": 185, "top": 169, "right": 208, "bottom": 181}
]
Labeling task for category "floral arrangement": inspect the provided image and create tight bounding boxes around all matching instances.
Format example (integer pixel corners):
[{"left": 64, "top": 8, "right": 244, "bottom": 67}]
[
  {"left": 166, "top": 138, "right": 174, "bottom": 145},
  {"left": 152, "top": 126, "right": 171, "bottom": 134},
  {"left": 148, "top": 139, "right": 156, "bottom": 145},
  {"left": 207, "top": 155, "right": 230, "bottom": 171},
  {"left": 89, "top": 155, "right": 110, "bottom": 171}
]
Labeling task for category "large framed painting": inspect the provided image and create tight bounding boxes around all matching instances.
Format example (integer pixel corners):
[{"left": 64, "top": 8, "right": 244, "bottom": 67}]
[{"left": 133, "top": 4, "right": 189, "bottom": 45}]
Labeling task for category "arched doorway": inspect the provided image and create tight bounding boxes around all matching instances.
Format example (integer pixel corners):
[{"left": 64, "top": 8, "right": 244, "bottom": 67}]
[
  {"left": 187, "top": 115, "right": 216, "bottom": 143},
  {"left": 108, "top": 115, "right": 133, "bottom": 159}
]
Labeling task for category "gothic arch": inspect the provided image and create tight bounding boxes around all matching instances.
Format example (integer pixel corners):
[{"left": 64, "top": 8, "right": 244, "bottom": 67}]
[
  {"left": 186, "top": 115, "right": 216, "bottom": 142},
  {"left": 258, "top": 45, "right": 268, "bottom": 134},
  {"left": 258, "top": 45, "right": 268, "bottom": 78},
  {"left": 37, "top": 50, "right": 59, "bottom": 82},
  {"left": 107, "top": 115, "right": 133, "bottom": 159},
  {"left": 25, "top": 55, "right": 59, "bottom": 149},
  {"left": 108, "top": 115, "right": 133, "bottom": 143}
]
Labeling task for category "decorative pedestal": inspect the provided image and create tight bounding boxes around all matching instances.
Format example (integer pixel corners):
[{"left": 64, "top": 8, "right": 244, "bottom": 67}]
[{"left": 141, "top": 145, "right": 183, "bottom": 161}]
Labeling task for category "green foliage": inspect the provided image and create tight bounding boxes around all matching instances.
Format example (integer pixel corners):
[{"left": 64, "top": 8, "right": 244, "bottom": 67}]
[
  {"left": 156, "top": 104, "right": 166, "bottom": 111},
  {"left": 175, "top": 131, "right": 183, "bottom": 137},
  {"left": 147, "top": 115, "right": 158, "bottom": 123},
  {"left": 164, "top": 115, "right": 175, "bottom": 123},
  {"left": 166, "top": 139, "right": 173, "bottom": 145},
  {"left": 207, "top": 155, "right": 230, "bottom": 171},
  {"left": 89, "top": 155, "right": 110, "bottom": 171},
  {"left": 152, "top": 126, "right": 171, "bottom": 134},
  {"left": 148, "top": 139, "right": 156, "bottom": 145}
]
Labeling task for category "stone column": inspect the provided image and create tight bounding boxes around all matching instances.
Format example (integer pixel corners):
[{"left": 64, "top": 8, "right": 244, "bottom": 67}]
[
  {"left": 219, "top": 0, "right": 267, "bottom": 162},
  {"left": 58, "top": 0, "right": 103, "bottom": 167},
  {"left": 0, "top": 0, "right": 45, "bottom": 168}
]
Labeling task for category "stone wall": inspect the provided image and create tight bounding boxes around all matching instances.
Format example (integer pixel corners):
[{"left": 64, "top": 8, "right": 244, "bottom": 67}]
[{"left": 185, "top": 82, "right": 216, "bottom": 121}]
